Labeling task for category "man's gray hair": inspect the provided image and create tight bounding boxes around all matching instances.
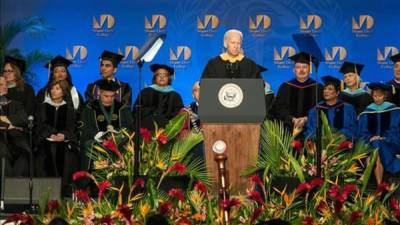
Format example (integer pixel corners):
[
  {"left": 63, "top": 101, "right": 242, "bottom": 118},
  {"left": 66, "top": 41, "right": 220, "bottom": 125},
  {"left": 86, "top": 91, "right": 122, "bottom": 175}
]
[{"left": 223, "top": 29, "right": 243, "bottom": 46}]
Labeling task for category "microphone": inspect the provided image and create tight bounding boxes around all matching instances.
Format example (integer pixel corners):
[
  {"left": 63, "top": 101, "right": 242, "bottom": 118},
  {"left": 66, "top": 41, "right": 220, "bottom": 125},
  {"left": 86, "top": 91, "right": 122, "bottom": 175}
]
[
  {"left": 28, "top": 115, "right": 34, "bottom": 130},
  {"left": 212, "top": 140, "right": 227, "bottom": 154}
]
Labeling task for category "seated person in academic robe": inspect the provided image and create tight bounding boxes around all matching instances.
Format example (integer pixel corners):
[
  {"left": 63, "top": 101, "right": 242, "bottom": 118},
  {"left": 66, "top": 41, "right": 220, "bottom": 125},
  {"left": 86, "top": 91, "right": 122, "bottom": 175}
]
[
  {"left": 37, "top": 55, "right": 84, "bottom": 113},
  {"left": 386, "top": 53, "right": 400, "bottom": 106},
  {"left": 3, "top": 56, "right": 36, "bottom": 116},
  {"left": 85, "top": 50, "right": 132, "bottom": 106},
  {"left": 132, "top": 64, "right": 184, "bottom": 131},
  {"left": 35, "top": 80, "right": 78, "bottom": 195},
  {"left": 201, "top": 29, "right": 262, "bottom": 79},
  {"left": 339, "top": 61, "right": 373, "bottom": 115},
  {"left": 271, "top": 52, "right": 323, "bottom": 135},
  {"left": 304, "top": 76, "right": 357, "bottom": 140},
  {"left": 0, "top": 76, "right": 30, "bottom": 176},
  {"left": 80, "top": 80, "right": 134, "bottom": 170},
  {"left": 358, "top": 82, "right": 400, "bottom": 184}
]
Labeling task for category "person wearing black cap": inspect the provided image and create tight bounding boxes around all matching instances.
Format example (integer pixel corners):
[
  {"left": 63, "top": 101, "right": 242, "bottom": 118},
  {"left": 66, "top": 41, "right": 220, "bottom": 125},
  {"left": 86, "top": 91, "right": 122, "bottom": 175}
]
[
  {"left": 85, "top": 50, "right": 132, "bottom": 106},
  {"left": 339, "top": 61, "right": 373, "bottom": 115},
  {"left": 259, "top": 65, "right": 275, "bottom": 119},
  {"left": 34, "top": 79, "right": 79, "bottom": 196},
  {"left": 37, "top": 55, "right": 84, "bottom": 112},
  {"left": 271, "top": 52, "right": 323, "bottom": 134},
  {"left": 2, "top": 55, "right": 36, "bottom": 116},
  {"left": 386, "top": 53, "right": 400, "bottom": 106},
  {"left": 132, "top": 63, "right": 183, "bottom": 130},
  {"left": 201, "top": 29, "right": 262, "bottom": 78},
  {"left": 80, "top": 79, "right": 133, "bottom": 170},
  {"left": 304, "top": 76, "right": 357, "bottom": 140},
  {"left": 0, "top": 76, "right": 31, "bottom": 176},
  {"left": 358, "top": 82, "right": 400, "bottom": 184}
]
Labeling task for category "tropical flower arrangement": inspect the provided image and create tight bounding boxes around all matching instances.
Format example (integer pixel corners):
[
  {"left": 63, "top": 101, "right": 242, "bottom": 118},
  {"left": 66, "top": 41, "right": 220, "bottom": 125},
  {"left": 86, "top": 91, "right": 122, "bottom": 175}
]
[{"left": 4, "top": 113, "right": 400, "bottom": 225}]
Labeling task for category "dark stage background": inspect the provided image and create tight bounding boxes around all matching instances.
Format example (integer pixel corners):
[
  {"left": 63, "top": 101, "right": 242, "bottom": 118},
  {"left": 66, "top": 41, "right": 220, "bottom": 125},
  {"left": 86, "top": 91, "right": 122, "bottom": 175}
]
[{"left": 1, "top": 0, "right": 400, "bottom": 105}]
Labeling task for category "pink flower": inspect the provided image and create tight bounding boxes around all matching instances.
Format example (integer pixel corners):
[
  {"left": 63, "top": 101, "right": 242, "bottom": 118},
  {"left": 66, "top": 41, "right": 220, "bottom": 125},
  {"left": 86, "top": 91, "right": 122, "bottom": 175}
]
[
  {"left": 140, "top": 128, "right": 152, "bottom": 143},
  {"left": 292, "top": 140, "right": 302, "bottom": 152},
  {"left": 47, "top": 199, "right": 59, "bottom": 212},
  {"left": 168, "top": 188, "right": 185, "bottom": 202},
  {"left": 349, "top": 211, "right": 362, "bottom": 225},
  {"left": 337, "top": 140, "right": 353, "bottom": 151},
  {"left": 194, "top": 181, "right": 207, "bottom": 193},
  {"left": 72, "top": 171, "right": 94, "bottom": 182},
  {"left": 159, "top": 201, "right": 173, "bottom": 215},
  {"left": 157, "top": 133, "right": 168, "bottom": 145},
  {"left": 134, "top": 178, "right": 145, "bottom": 188},
  {"left": 74, "top": 189, "right": 90, "bottom": 203},
  {"left": 247, "top": 190, "right": 264, "bottom": 205},
  {"left": 102, "top": 139, "right": 122, "bottom": 158},
  {"left": 248, "top": 174, "right": 263, "bottom": 187},
  {"left": 98, "top": 181, "right": 112, "bottom": 201},
  {"left": 168, "top": 162, "right": 186, "bottom": 175}
]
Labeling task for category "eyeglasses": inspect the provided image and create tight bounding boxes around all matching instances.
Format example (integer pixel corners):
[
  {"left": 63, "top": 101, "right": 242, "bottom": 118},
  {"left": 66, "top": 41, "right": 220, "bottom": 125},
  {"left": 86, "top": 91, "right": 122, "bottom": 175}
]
[
  {"left": 155, "top": 73, "right": 169, "bottom": 78},
  {"left": 3, "top": 70, "right": 14, "bottom": 73}
]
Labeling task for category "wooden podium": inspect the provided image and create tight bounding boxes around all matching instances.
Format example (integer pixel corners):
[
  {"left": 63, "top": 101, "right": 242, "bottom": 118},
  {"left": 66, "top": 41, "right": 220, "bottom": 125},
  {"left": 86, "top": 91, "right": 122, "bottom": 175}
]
[{"left": 199, "top": 79, "right": 266, "bottom": 194}]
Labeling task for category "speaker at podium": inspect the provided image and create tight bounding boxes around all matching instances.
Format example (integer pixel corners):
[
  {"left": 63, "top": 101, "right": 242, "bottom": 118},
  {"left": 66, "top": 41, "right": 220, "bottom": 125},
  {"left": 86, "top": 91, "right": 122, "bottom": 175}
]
[{"left": 199, "top": 78, "right": 266, "bottom": 193}]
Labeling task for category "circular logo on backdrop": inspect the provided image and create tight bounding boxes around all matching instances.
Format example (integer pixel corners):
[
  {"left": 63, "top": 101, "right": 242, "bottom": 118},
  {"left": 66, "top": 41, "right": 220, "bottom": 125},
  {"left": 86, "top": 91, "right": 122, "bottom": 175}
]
[{"left": 218, "top": 83, "right": 244, "bottom": 108}]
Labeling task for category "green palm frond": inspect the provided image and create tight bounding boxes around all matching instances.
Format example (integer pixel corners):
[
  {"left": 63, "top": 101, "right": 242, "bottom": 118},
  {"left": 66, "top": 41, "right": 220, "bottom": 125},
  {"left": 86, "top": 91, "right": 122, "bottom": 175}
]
[
  {"left": 163, "top": 113, "right": 188, "bottom": 139},
  {"left": 171, "top": 131, "right": 203, "bottom": 161},
  {"left": 183, "top": 157, "right": 212, "bottom": 188}
]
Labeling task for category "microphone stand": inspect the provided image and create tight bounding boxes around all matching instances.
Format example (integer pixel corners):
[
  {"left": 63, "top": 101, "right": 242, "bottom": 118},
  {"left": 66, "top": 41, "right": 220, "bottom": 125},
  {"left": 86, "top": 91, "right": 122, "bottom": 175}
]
[
  {"left": 0, "top": 103, "right": 6, "bottom": 212},
  {"left": 314, "top": 66, "right": 322, "bottom": 178},
  {"left": 134, "top": 60, "right": 144, "bottom": 179},
  {"left": 27, "top": 117, "right": 35, "bottom": 212}
]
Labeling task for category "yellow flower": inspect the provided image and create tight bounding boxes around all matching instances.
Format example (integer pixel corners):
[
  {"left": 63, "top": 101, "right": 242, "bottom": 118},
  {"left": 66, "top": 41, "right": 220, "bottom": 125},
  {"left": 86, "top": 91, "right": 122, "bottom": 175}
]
[
  {"left": 140, "top": 202, "right": 151, "bottom": 218},
  {"left": 82, "top": 202, "right": 94, "bottom": 218},
  {"left": 192, "top": 213, "right": 206, "bottom": 221},
  {"left": 156, "top": 161, "right": 167, "bottom": 170},
  {"left": 93, "top": 160, "right": 109, "bottom": 170}
]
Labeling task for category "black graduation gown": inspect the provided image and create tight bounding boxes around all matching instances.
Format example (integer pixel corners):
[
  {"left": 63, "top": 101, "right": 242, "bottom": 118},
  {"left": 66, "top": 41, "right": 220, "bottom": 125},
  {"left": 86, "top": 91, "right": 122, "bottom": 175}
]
[
  {"left": 265, "top": 92, "right": 275, "bottom": 120},
  {"left": 132, "top": 87, "right": 184, "bottom": 131},
  {"left": 7, "top": 83, "right": 36, "bottom": 116},
  {"left": 387, "top": 80, "right": 400, "bottom": 106},
  {"left": 339, "top": 89, "right": 373, "bottom": 115},
  {"left": 271, "top": 78, "right": 323, "bottom": 128},
  {"left": 85, "top": 79, "right": 132, "bottom": 106},
  {"left": 201, "top": 56, "right": 261, "bottom": 78},
  {"left": 35, "top": 102, "right": 78, "bottom": 195},
  {"left": 0, "top": 99, "right": 30, "bottom": 176}
]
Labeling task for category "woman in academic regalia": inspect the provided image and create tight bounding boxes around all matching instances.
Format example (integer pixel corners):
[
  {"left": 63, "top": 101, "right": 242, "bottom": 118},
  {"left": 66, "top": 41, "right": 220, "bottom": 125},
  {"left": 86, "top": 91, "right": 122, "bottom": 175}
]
[
  {"left": 358, "top": 82, "right": 400, "bottom": 184},
  {"left": 3, "top": 56, "right": 36, "bottom": 116},
  {"left": 304, "top": 76, "right": 358, "bottom": 140},
  {"left": 339, "top": 61, "right": 373, "bottom": 115},
  {"left": 133, "top": 64, "right": 184, "bottom": 130},
  {"left": 35, "top": 80, "right": 78, "bottom": 195},
  {"left": 36, "top": 55, "right": 84, "bottom": 113}
]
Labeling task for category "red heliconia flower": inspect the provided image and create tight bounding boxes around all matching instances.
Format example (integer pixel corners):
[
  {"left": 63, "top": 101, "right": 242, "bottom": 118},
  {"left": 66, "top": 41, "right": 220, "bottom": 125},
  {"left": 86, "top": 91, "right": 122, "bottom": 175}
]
[
  {"left": 343, "top": 184, "right": 358, "bottom": 195},
  {"left": 248, "top": 190, "right": 264, "bottom": 205},
  {"left": 296, "top": 182, "right": 312, "bottom": 194},
  {"left": 194, "top": 181, "right": 207, "bottom": 193},
  {"left": 349, "top": 211, "right": 362, "bottom": 225},
  {"left": 309, "top": 177, "right": 324, "bottom": 189},
  {"left": 117, "top": 204, "right": 132, "bottom": 221},
  {"left": 328, "top": 185, "right": 340, "bottom": 198},
  {"left": 168, "top": 162, "right": 186, "bottom": 175},
  {"left": 302, "top": 216, "right": 313, "bottom": 225},
  {"left": 337, "top": 140, "right": 353, "bottom": 151},
  {"left": 334, "top": 200, "right": 344, "bottom": 213},
  {"left": 103, "top": 139, "right": 122, "bottom": 158},
  {"left": 316, "top": 202, "right": 328, "bottom": 213},
  {"left": 229, "top": 198, "right": 241, "bottom": 208},
  {"left": 176, "top": 217, "right": 193, "bottom": 225},
  {"left": 134, "top": 178, "right": 145, "bottom": 188},
  {"left": 159, "top": 201, "right": 173, "bottom": 215},
  {"left": 74, "top": 189, "right": 90, "bottom": 203},
  {"left": 390, "top": 198, "right": 400, "bottom": 211},
  {"left": 72, "top": 171, "right": 94, "bottom": 182},
  {"left": 250, "top": 207, "right": 263, "bottom": 224},
  {"left": 47, "top": 199, "right": 59, "bottom": 212},
  {"left": 395, "top": 209, "right": 400, "bottom": 222},
  {"left": 96, "top": 215, "right": 114, "bottom": 225},
  {"left": 220, "top": 198, "right": 241, "bottom": 210},
  {"left": 248, "top": 174, "right": 263, "bottom": 187},
  {"left": 292, "top": 140, "right": 302, "bottom": 152},
  {"left": 376, "top": 182, "right": 390, "bottom": 195},
  {"left": 4, "top": 214, "right": 34, "bottom": 225},
  {"left": 157, "top": 133, "right": 169, "bottom": 145},
  {"left": 140, "top": 128, "right": 152, "bottom": 143},
  {"left": 98, "top": 180, "right": 112, "bottom": 201},
  {"left": 168, "top": 188, "right": 185, "bottom": 202}
]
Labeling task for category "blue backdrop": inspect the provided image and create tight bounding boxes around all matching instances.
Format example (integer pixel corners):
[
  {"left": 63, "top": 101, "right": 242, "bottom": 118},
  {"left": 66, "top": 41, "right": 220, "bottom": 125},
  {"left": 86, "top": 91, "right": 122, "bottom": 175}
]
[{"left": 2, "top": 0, "right": 400, "bottom": 105}]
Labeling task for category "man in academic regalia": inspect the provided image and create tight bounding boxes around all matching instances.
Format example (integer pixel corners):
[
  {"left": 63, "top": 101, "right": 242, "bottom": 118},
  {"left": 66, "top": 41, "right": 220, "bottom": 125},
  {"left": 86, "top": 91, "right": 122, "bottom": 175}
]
[
  {"left": 80, "top": 79, "right": 133, "bottom": 170},
  {"left": 387, "top": 53, "right": 400, "bottom": 106},
  {"left": 304, "top": 76, "right": 358, "bottom": 140},
  {"left": 0, "top": 76, "right": 30, "bottom": 176},
  {"left": 271, "top": 52, "right": 323, "bottom": 134},
  {"left": 339, "top": 61, "right": 372, "bottom": 115},
  {"left": 132, "top": 64, "right": 184, "bottom": 131},
  {"left": 201, "top": 29, "right": 262, "bottom": 79},
  {"left": 85, "top": 50, "right": 132, "bottom": 106}
]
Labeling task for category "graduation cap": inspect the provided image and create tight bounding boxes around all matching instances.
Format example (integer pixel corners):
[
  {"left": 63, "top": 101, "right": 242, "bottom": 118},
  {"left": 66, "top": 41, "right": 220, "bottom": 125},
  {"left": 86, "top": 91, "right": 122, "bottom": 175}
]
[
  {"left": 4, "top": 56, "right": 26, "bottom": 73},
  {"left": 45, "top": 55, "right": 72, "bottom": 69},
  {"left": 390, "top": 53, "right": 400, "bottom": 63},
  {"left": 150, "top": 63, "right": 174, "bottom": 75},
  {"left": 289, "top": 52, "right": 319, "bottom": 67},
  {"left": 321, "top": 75, "right": 341, "bottom": 90},
  {"left": 96, "top": 79, "right": 120, "bottom": 91},
  {"left": 100, "top": 50, "right": 124, "bottom": 67},
  {"left": 368, "top": 82, "right": 391, "bottom": 92},
  {"left": 292, "top": 33, "right": 324, "bottom": 73},
  {"left": 339, "top": 61, "right": 364, "bottom": 75}
]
